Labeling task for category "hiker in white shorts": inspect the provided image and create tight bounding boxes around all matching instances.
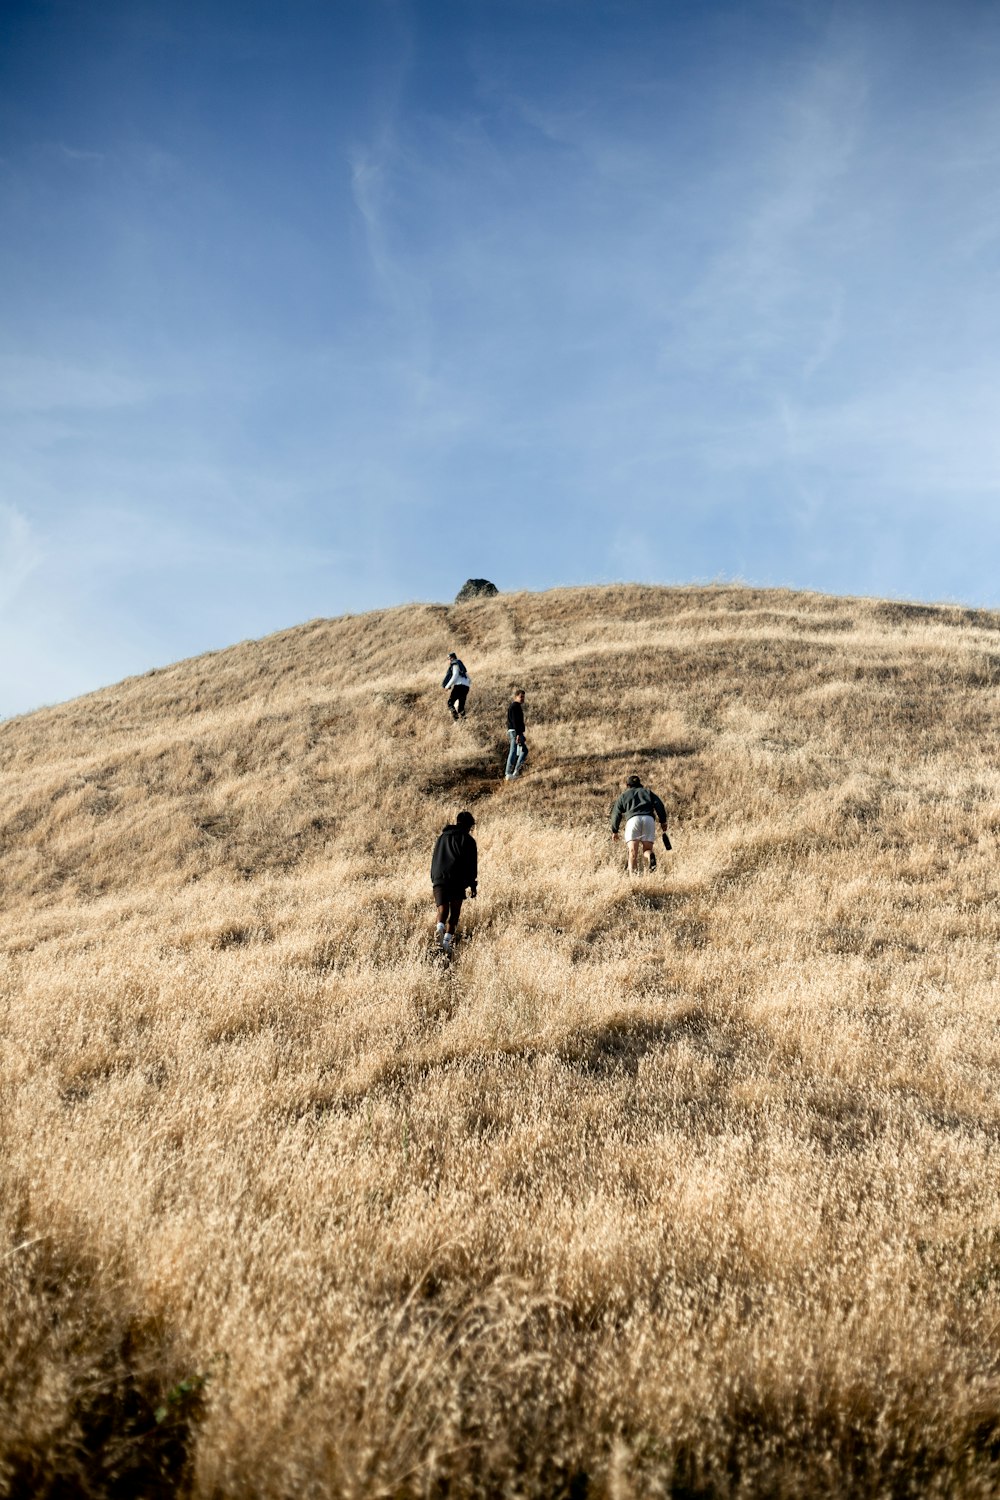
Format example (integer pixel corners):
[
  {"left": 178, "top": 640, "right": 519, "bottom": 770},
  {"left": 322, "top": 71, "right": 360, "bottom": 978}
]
[{"left": 609, "top": 774, "right": 670, "bottom": 875}]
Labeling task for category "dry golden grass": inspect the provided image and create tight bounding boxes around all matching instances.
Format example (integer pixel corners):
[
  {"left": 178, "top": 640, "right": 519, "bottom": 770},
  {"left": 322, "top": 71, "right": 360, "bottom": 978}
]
[{"left": 2, "top": 583, "right": 999, "bottom": 1498}]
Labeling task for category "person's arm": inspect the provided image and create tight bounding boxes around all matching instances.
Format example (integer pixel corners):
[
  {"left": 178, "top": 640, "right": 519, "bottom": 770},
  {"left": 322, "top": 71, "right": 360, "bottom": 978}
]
[
  {"left": 652, "top": 795, "right": 671, "bottom": 848},
  {"left": 468, "top": 836, "right": 478, "bottom": 896},
  {"left": 610, "top": 794, "right": 623, "bottom": 839},
  {"left": 442, "top": 667, "right": 453, "bottom": 689}
]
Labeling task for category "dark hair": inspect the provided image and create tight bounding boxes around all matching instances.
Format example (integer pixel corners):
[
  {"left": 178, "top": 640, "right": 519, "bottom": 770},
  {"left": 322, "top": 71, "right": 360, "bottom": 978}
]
[
  {"left": 513, "top": 688, "right": 525, "bottom": 698},
  {"left": 455, "top": 810, "right": 475, "bottom": 830},
  {"left": 626, "top": 773, "right": 643, "bottom": 787},
  {"left": 448, "top": 651, "right": 458, "bottom": 659}
]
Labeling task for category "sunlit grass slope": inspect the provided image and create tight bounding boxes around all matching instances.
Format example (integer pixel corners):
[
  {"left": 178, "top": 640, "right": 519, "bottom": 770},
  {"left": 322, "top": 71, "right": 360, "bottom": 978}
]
[{"left": 2, "top": 583, "right": 999, "bottom": 1498}]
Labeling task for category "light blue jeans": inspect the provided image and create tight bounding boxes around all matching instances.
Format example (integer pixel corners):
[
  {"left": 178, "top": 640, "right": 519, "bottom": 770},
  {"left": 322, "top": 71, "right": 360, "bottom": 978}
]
[{"left": 505, "top": 730, "right": 526, "bottom": 778}]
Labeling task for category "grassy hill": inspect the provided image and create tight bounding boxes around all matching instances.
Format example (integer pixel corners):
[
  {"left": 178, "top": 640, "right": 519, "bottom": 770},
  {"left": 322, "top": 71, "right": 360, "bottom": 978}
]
[{"left": 2, "top": 583, "right": 999, "bottom": 1498}]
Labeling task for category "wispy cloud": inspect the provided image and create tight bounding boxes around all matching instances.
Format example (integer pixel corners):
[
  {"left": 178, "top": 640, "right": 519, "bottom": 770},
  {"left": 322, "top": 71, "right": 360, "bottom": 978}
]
[
  {"left": 778, "top": 365, "right": 1000, "bottom": 499},
  {"left": 677, "top": 48, "right": 867, "bottom": 382},
  {"left": 349, "top": 139, "right": 407, "bottom": 309},
  {"left": 0, "top": 503, "right": 41, "bottom": 612},
  {"left": 55, "top": 143, "right": 105, "bottom": 164},
  {"left": 0, "top": 356, "right": 150, "bottom": 414}
]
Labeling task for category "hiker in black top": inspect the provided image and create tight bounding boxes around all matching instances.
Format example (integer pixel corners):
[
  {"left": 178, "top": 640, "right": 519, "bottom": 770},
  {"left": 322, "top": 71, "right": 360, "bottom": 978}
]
[
  {"left": 442, "top": 652, "right": 471, "bottom": 720},
  {"left": 431, "top": 810, "right": 478, "bottom": 952},
  {"left": 505, "top": 690, "right": 527, "bottom": 779},
  {"left": 609, "top": 774, "right": 670, "bottom": 876}
]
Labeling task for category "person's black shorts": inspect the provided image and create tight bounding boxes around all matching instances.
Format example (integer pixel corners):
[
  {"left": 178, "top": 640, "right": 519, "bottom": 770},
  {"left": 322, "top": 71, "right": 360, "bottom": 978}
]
[{"left": 433, "top": 884, "right": 465, "bottom": 908}]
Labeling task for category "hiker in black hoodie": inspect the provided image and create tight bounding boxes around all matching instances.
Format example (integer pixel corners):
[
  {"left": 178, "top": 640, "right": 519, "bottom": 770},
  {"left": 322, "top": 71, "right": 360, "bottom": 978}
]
[{"left": 431, "top": 810, "right": 478, "bottom": 952}]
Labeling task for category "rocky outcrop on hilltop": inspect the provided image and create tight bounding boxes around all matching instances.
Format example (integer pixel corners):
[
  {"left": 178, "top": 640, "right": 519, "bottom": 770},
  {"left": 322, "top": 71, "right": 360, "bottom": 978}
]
[{"left": 455, "top": 577, "right": 498, "bottom": 602}]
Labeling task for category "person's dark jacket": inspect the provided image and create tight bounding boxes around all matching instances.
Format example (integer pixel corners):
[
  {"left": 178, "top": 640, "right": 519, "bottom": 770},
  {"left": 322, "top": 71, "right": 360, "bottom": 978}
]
[
  {"left": 609, "top": 785, "right": 667, "bottom": 833},
  {"left": 431, "top": 826, "right": 478, "bottom": 893},
  {"left": 507, "top": 699, "right": 526, "bottom": 737}
]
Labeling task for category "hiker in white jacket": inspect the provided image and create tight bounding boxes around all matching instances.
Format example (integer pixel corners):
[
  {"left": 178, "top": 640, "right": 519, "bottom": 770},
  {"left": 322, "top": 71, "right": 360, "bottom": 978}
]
[{"left": 442, "top": 653, "right": 471, "bottom": 720}]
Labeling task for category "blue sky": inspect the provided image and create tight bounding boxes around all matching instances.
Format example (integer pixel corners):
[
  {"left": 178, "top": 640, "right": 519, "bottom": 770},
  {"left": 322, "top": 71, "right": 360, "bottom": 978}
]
[{"left": 3, "top": 0, "right": 1000, "bottom": 715}]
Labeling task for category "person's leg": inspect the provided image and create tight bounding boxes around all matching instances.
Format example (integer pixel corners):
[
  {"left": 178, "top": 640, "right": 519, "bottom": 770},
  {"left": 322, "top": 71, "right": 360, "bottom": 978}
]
[
  {"left": 434, "top": 887, "right": 449, "bottom": 942},
  {"left": 448, "top": 687, "right": 460, "bottom": 719},
  {"left": 511, "top": 739, "right": 526, "bottom": 777},
  {"left": 442, "top": 894, "right": 464, "bottom": 950},
  {"left": 623, "top": 816, "right": 640, "bottom": 874},
  {"left": 455, "top": 685, "right": 469, "bottom": 718},
  {"left": 505, "top": 730, "right": 518, "bottom": 777},
  {"left": 641, "top": 839, "right": 654, "bottom": 872}
]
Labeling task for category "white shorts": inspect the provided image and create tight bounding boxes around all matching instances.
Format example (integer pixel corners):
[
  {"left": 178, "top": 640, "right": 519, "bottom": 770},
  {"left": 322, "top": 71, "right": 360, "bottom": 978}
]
[{"left": 624, "top": 814, "right": 656, "bottom": 844}]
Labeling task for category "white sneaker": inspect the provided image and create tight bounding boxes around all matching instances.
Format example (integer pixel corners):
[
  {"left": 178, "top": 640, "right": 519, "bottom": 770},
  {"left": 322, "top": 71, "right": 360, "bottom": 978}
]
[
  {"left": 435, "top": 922, "right": 445, "bottom": 941},
  {"left": 442, "top": 934, "right": 454, "bottom": 953}
]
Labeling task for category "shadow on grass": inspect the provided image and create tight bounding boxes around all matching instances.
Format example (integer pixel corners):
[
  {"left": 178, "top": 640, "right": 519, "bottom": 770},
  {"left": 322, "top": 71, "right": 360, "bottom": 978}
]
[
  {"left": 294, "top": 1008, "right": 730, "bottom": 1122},
  {"left": 556, "top": 1010, "right": 712, "bottom": 1078},
  {"left": 3, "top": 1230, "right": 205, "bottom": 1500},
  {"left": 539, "top": 744, "right": 701, "bottom": 781},
  {"left": 420, "top": 754, "right": 503, "bottom": 804}
]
